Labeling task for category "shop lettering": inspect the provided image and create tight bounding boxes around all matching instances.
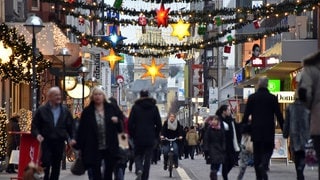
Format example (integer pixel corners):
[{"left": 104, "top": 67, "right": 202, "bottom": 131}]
[
  {"left": 273, "top": 91, "right": 295, "bottom": 103},
  {"left": 252, "top": 58, "right": 263, "bottom": 65}
]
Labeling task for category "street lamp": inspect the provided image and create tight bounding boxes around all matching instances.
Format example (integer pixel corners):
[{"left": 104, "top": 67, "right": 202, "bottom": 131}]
[
  {"left": 57, "top": 48, "right": 71, "bottom": 103},
  {"left": 78, "top": 65, "right": 89, "bottom": 109},
  {"left": 24, "top": 15, "right": 44, "bottom": 114}
]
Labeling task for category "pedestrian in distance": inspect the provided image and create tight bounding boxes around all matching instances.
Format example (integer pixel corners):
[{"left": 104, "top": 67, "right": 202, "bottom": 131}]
[
  {"left": 74, "top": 86, "right": 123, "bottom": 180},
  {"left": 216, "top": 104, "right": 240, "bottom": 180},
  {"left": 31, "top": 86, "right": 76, "bottom": 180},
  {"left": 298, "top": 50, "right": 320, "bottom": 180},
  {"left": 283, "top": 94, "right": 310, "bottom": 180},
  {"left": 128, "top": 90, "right": 162, "bottom": 180},
  {"left": 241, "top": 76, "right": 284, "bottom": 180},
  {"left": 6, "top": 113, "right": 20, "bottom": 173},
  {"left": 186, "top": 126, "right": 199, "bottom": 160},
  {"left": 203, "top": 115, "right": 226, "bottom": 180}
]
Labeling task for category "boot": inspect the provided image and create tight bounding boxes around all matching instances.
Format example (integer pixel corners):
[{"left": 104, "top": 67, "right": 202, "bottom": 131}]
[{"left": 210, "top": 171, "right": 217, "bottom": 180}]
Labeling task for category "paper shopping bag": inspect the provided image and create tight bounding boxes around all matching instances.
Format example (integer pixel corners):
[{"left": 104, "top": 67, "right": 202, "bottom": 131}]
[{"left": 9, "top": 149, "right": 19, "bottom": 164}]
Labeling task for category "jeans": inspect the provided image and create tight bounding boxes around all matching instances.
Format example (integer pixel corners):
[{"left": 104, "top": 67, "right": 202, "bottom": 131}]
[
  {"left": 134, "top": 145, "right": 153, "bottom": 180},
  {"left": 162, "top": 142, "right": 179, "bottom": 165}
]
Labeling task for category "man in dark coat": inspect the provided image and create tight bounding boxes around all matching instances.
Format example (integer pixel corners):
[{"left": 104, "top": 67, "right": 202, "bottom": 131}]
[
  {"left": 31, "top": 87, "right": 75, "bottom": 180},
  {"left": 128, "top": 90, "right": 162, "bottom": 180},
  {"left": 241, "top": 76, "right": 284, "bottom": 180}
]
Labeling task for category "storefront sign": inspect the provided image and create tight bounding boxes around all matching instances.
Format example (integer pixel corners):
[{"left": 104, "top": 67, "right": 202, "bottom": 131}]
[
  {"left": 272, "top": 91, "right": 295, "bottom": 103},
  {"left": 266, "top": 57, "right": 280, "bottom": 65},
  {"left": 251, "top": 57, "right": 266, "bottom": 67},
  {"left": 268, "top": 79, "right": 281, "bottom": 93}
]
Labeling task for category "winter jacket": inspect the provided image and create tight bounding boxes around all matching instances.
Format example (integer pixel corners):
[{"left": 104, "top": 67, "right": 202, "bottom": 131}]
[
  {"left": 283, "top": 99, "right": 310, "bottom": 152},
  {"left": 203, "top": 126, "right": 226, "bottom": 164},
  {"left": 242, "top": 87, "right": 284, "bottom": 144},
  {"left": 128, "top": 97, "right": 162, "bottom": 147},
  {"left": 161, "top": 120, "right": 183, "bottom": 145},
  {"left": 299, "top": 51, "right": 320, "bottom": 136}
]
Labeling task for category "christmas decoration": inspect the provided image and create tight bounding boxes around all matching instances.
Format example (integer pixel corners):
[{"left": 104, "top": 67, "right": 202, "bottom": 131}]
[
  {"left": 253, "top": 20, "right": 260, "bottom": 29},
  {"left": 0, "top": 108, "right": 8, "bottom": 160},
  {"left": 156, "top": 3, "right": 170, "bottom": 28},
  {"left": 80, "top": 38, "right": 89, "bottom": 46},
  {"left": 227, "top": 35, "right": 233, "bottom": 42},
  {"left": 170, "top": 18, "right": 190, "bottom": 41},
  {"left": 197, "top": 24, "right": 206, "bottom": 35},
  {"left": 102, "top": 27, "right": 127, "bottom": 47},
  {"left": 78, "top": 17, "right": 85, "bottom": 25},
  {"left": 0, "top": 23, "right": 51, "bottom": 83},
  {"left": 138, "top": 14, "right": 147, "bottom": 34},
  {"left": 18, "top": 108, "right": 32, "bottom": 132},
  {"left": 113, "top": 0, "right": 122, "bottom": 9},
  {"left": 214, "top": 16, "right": 222, "bottom": 26},
  {"left": 224, "top": 46, "right": 231, "bottom": 53},
  {"left": 101, "top": 48, "right": 123, "bottom": 70},
  {"left": 68, "top": 0, "right": 75, "bottom": 4},
  {"left": 141, "top": 57, "right": 166, "bottom": 84}
]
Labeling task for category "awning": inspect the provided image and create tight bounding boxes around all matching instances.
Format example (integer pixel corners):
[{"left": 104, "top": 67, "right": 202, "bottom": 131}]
[{"left": 260, "top": 42, "right": 282, "bottom": 57}]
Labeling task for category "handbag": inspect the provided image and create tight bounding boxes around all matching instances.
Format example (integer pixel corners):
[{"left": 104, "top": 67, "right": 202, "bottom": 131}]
[
  {"left": 118, "top": 133, "right": 129, "bottom": 149},
  {"left": 9, "top": 149, "right": 20, "bottom": 164},
  {"left": 305, "top": 139, "right": 318, "bottom": 166},
  {"left": 71, "top": 156, "right": 86, "bottom": 175},
  {"left": 241, "top": 134, "right": 253, "bottom": 153}
]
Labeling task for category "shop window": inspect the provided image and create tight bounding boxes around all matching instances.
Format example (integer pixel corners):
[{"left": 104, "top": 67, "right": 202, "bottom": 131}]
[{"left": 31, "top": 0, "right": 40, "bottom": 11}]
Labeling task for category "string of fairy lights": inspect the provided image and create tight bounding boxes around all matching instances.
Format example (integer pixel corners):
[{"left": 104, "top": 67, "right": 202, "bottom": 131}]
[{"left": 40, "top": 0, "right": 318, "bottom": 57}]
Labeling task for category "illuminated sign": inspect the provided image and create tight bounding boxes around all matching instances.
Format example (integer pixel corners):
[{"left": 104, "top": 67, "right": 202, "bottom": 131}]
[
  {"left": 272, "top": 91, "right": 295, "bottom": 103},
  {"left": 252, "top": 57, "right": 266, "bottom": 67},
  {"left": 268, "top": 79, "right": 281, "bottom": 93}
]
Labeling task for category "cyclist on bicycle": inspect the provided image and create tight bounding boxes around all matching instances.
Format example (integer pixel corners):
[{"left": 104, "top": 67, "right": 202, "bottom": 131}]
[{"left": 160, "top": 113, "right": 183, "bottom": 170}]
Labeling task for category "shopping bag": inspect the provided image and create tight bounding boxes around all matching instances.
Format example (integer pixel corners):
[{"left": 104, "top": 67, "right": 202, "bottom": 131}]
[
  {"left": 118, "top": 133, "right": 129, "bottom": 149},
  {"left": 9, "top": 149, "right": 19, "bottom": 164},
  {"left": 305, "top": 139, "right": 318, "bottom": 166},
  {"left": 71, "top": 156, "right": 86, "bottom": 175},
  {"left": 241, "top": 134, "right": 253, "bottom": 153}
]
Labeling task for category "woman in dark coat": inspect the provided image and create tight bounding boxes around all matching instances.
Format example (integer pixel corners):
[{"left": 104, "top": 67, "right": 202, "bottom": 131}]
[
  {"left": 203, "top": 115, "right": 226, "bottom": 180},
  {"left": 75, "top": 87, "right": 123, "bottom": 180},
  {"left": 216, "top": 104, "right": 240, "bottom": 180},
  {"left": 6, "top": 114, "right": 20, "bottom": 173}
]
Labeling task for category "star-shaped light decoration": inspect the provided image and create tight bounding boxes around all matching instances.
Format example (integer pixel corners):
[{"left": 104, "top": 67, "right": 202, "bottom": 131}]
[
  {"left": 156, "top": 3, "right": 170, "bottom": 28},
  {"left": 101, "top": 27, "right": 127, "bottom": 47},
  {"left": 141, "top": 58, "right": 166, "bottom": 84},
  {"left": 101, "top": 48, "right": 123, "bottom": 70},
  {"left": 170, "top": 18, "right": 190, "bottom": 41}
]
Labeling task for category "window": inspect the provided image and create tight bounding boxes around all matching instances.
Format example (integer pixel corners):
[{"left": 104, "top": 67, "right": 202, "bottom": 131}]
[{"left": 31, "top": 0, "right": 40, "bottom": 11}]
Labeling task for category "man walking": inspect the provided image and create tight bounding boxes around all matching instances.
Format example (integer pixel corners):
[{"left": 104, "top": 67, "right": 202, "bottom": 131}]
[
  {"left": 298, "top": 50, "right": 320, "bottom": 180},
  {"left": 31, "top": 87, "right": 75, "bottom": 180},
  {"left": 128, "top": 90, "right": 162, "bottom": 180},
  {"left": 241, "top": 77, "right": 284, "bottom": 180}
]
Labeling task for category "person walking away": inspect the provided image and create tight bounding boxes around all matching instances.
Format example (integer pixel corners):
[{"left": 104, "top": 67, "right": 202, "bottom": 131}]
[
  {"left": 31, "top": 87, "right": 75, "bottom": 180},
  {"left": 237, "top": 115, "right": 254, "bottom": 180},
  {"left": 128, "top": 90, "right": 162, "bottom": 180},
  {"left": 6, "top": 114, "right": 20, "bottom": 173},
  {"left": 203, "top": 115, "right": 226, "bottom": 180},
  {"left": 298, "top": 50, "right": 320, "bottom": 180},
  {"left": 74, "top": 87, "right": 123, "bottom": 180},
  {"left": 283, "top": 95, "right": 310, "bottom": 180},
  {"left": 182, "top": 126, "right": 190, "bottom": 159},
  {"left": 160, "top": 113, "right": 183, "bottom": 170},
  {"left": 186, "top": 126, "right": 199, "bottom": 160},
  {"left": 241, "top": 76, "right": 284, "bottom": 180},
  {"left": 216, "top": 104, "right": 240, "bottom": 180}
]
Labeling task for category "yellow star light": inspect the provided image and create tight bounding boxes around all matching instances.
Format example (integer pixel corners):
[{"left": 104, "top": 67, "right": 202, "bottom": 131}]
[
  {"left": 101, "top": 48, "right": 123, "bottom": 70},
  {"left": 170, "top": 19, "right": 190, "bottom": 41},
  {"left": 141, "top": 57, "right": 166, "bottom": 84}
]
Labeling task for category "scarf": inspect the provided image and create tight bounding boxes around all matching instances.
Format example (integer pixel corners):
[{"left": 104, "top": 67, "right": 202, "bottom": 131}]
[
  {"left": 168, "top": 120, "right": 178, "bottom": 131},
  {"left": 211, "top": 121, "right": 221, "bottom": 130}
]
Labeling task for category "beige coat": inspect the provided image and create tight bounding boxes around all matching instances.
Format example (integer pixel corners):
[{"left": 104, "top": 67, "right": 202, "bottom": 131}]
[
  {"left": 299, "top": 51, "right": 320, "bottom": 136},
  {"left": 186, "top": 129, "right": 199, "bottom": 146}
]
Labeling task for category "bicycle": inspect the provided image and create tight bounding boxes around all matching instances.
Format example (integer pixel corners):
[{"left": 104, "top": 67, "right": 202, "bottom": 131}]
[{"left": 163, "top": 137, "right": 177, "bottom": 178}]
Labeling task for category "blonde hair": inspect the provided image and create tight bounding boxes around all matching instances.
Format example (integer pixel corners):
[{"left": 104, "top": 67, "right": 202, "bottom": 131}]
[{"left": 89, "top": 86, "right": 107, "bottom": 102}]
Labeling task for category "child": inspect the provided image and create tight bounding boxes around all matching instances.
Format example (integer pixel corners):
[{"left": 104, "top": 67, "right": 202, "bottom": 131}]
[{"left": 203, "top": 115, "right": 226, "bottom": 180}]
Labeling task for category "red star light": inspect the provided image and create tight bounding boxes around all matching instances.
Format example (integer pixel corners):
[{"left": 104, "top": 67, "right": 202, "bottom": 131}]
[{"left": 156, "top": 3, "right": 170, "bottom": 28}]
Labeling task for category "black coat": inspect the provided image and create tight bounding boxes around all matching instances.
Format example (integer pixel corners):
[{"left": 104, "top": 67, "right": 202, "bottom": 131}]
[
  {"left": 31, "top": 102, "right": 74, "bottom": 141},
  {"left": 242, "top": 87, "right": 284, "bottom": 144},
  {"left": 203, "top": 126, "right": 226, "bottom": 164},
  {"left": 76, "top": 101, "right": 123, "bottom": 167},
  {"left": 128, "top": 97, "right": 162, "bottom": 147},
  {"left": 161, "top": 120, "right": 183, "bottom": 145}
]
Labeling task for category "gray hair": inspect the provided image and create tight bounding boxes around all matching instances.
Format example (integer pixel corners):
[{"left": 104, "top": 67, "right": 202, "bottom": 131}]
[
  {"left": 258, "top": 76, "right": 269, "bottom": 88},
  {"left": 90, "top": 86, "right": 107, "bottom": 102}
]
